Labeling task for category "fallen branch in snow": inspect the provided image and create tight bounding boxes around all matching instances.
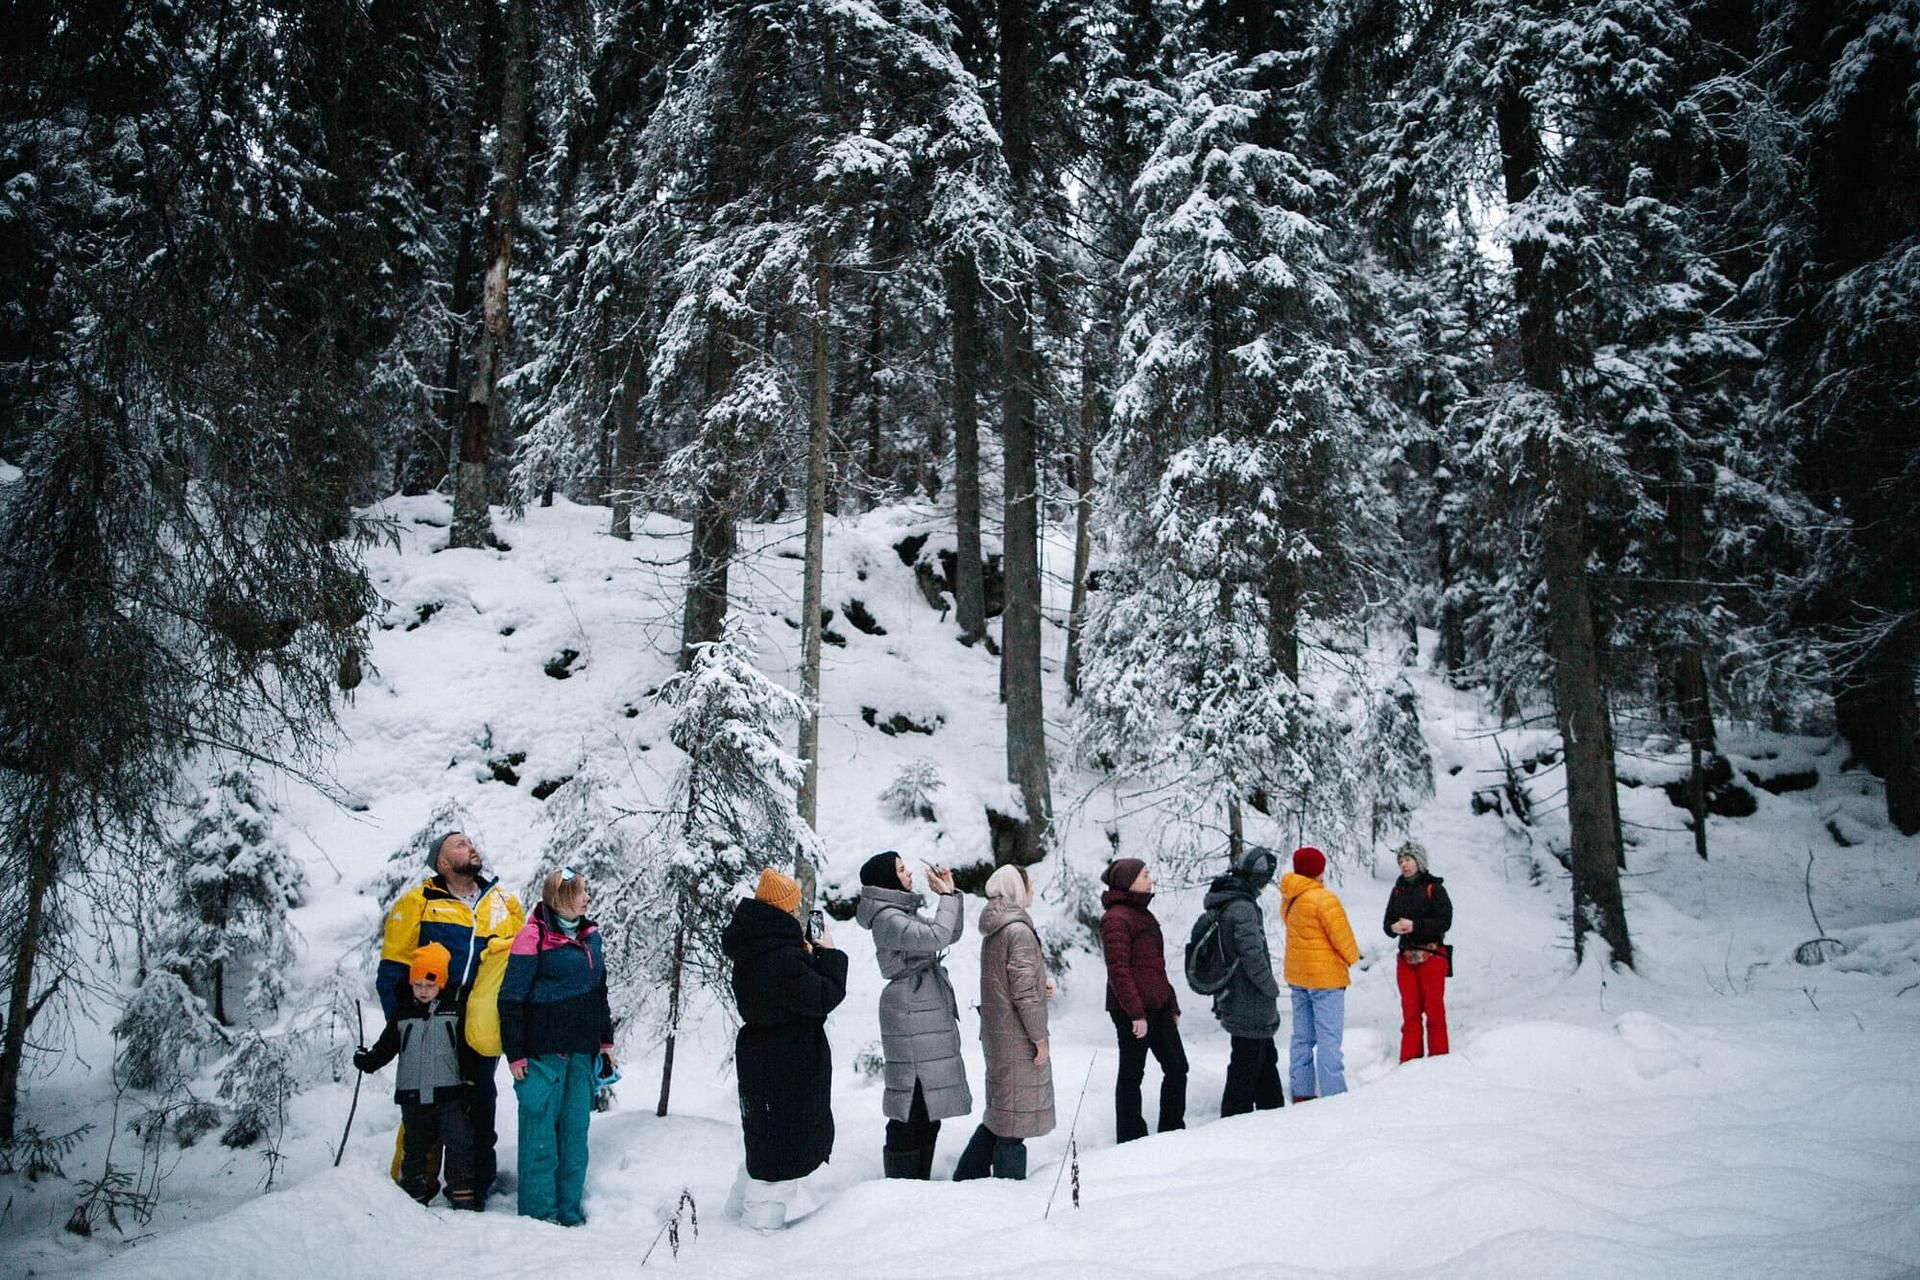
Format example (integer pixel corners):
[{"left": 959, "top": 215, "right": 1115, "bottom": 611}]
[{"left": 1793, "top": 850, "right": 1848, "bottom": 966}]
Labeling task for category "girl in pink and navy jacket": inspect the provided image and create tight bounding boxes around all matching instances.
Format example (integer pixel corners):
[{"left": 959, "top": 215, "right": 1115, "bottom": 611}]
[{"left": 498, "top": 868, "right": 615, "bottom": 1226}]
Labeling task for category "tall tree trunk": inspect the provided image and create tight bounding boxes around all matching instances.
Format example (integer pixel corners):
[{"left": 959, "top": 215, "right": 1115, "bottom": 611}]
[
  {"left": 1498, "top": 77, "right": 1632, "bottom": 968},
  {"left": 947, "top": 256, "right": 987, "bottom": 642},
  {"left": 1837, "top": 641, "right": 1920, "bottom": 836},
  {"left": 1063, "top": 352, "right": 1097, "bottom": 702},
  {"left": 608, "top": 344, "right": 646, "bottom": 541},
  {"left": 680, "top": 328, "right": 739, "bottom": 670},
  {"left": 0, "top": 787, "right": 61, "bottom": 1145},
  {"left": 795, "top": 243, "right": 831, "bottom": 909},
  {"left": 450, "top": 0, "right": 531, "bottom": 549},
  {"left": 997, "top": 0, "right": 1051, "bottom": 863},
  {"left": 1670, "top": 462, "right": 1715, "bottom": 858}
]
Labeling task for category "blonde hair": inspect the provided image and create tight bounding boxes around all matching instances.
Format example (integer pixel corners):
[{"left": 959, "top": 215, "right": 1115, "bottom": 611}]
[
  {"left": 541, "top": 867, "right": 589, "bottom": 917},
  {"left": 983, "top": 863, "right": 1030, "bottom": 905}
]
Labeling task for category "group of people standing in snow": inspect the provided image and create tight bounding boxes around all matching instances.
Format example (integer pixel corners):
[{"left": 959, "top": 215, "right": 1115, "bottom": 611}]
[
  {"left": 355, "top": 827, "right": 1450, "bottom": 1232},
  {"left": 359, "top": 832, "right": 615, "bottom": 1226}
]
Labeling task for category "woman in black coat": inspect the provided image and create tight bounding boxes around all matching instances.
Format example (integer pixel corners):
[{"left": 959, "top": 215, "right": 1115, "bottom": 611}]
[{"left": 721, "top": 868, "right": 848, "bottom": 1232}]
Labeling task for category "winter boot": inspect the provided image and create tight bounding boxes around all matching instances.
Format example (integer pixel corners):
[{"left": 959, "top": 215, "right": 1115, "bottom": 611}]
[
  {"left": 882, "top": 1147, "right": 920, "bottom": 1179},
  {"left": 915, "top": 1142, "right": 938, "bottom": 1180},
  {"left": 742, "top": 1196, "right": 787, "bottom": 1233},
  {"left": 952, "top": 1124, "right": 997, "bottom": 1181},
  {"left": 1292, "top": 1094, "right": 1316, "bottom": 1104},
  {"left": 990, "top": 1137, "right": 1028, "bottom": 1181}
]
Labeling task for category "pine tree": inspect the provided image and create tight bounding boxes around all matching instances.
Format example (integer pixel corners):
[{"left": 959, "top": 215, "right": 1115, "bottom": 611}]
[
  {"left": 151, "top": 773, "right": 308, "bottom": 1027},
  {"left": 652, "top": 618, "right": 817, "bottom": 1114}
]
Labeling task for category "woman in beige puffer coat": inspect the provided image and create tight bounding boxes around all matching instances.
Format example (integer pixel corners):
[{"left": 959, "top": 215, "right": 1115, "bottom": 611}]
[{"left": 953, "top": 863, "right": 1055, "bottom": 1180}]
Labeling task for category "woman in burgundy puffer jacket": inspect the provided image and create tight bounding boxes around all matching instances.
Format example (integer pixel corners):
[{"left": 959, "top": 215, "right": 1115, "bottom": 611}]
[{"left": 1099, "top": 858, "right": 1187, "bottom": 1142}]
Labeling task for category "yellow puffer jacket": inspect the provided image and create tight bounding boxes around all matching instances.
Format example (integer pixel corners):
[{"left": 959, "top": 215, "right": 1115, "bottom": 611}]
[{"left": 1279, "top": 872, "right": 1361, "bottom": 990}]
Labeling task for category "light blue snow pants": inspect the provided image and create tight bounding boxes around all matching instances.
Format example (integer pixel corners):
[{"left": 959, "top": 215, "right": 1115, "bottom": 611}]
[{"left": 1288, "top": 986, "right": 1347, "bottom": 1099}]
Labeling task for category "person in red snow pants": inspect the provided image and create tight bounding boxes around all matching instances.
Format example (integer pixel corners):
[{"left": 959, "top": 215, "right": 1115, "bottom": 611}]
[{"left": 1383, "top": 841, "right": 1453, "bottom": 1062}]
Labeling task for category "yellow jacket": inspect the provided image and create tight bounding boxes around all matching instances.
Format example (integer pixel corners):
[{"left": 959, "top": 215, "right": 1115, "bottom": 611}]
[
  {"left": 378, "top": 874, "right": 525, "bottom": 1019},
  {"left": 1279, "top": 872, "right": 1360, "bottom": 989}
]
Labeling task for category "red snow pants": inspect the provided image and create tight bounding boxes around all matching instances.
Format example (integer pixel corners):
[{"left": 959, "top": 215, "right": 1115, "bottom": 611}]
[{"left": 1396, "top": 950, "right": 1449, "bottom": 1062}]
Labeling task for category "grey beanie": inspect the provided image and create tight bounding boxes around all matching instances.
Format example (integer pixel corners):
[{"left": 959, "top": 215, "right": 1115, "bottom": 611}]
[
  {"left": 1234, "top": 844, "right": 1279, "bottom": 887},
  {"left": 1396, "top": 840, "right": 1429, "bottom": 875},
  {"left": 427, "top": 831, "right": 460, "bottom": 870}
]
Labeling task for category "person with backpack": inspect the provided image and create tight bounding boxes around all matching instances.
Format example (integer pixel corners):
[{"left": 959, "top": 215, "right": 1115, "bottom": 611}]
[
  {"left": 1384, "top": 840, "right": 1453, "bottom": 1062},
  {"left": 1100, "top": 857, "right": 1186, "bottom": 1142},
  {"left": 1190, "top": 845, "right": 1285, "bottom": 1118},
  {"left": 1280, "top": 846, "right": 1361, "bottom": 1102},
  {"left": 854, "top": 850, "right": 971, "bottom": 1179},
  {"left": 353, "top": 943, "right": 480, "bottom": 1210},
  {"left": 954, "top": 864, "right": 1054, "bottom": 1180},
  {"left": 499, "top": 867, "right": 615, "bottom": 1226},
  {"left": 722, "top": 868, "right": 849, "bottom": 1231}
]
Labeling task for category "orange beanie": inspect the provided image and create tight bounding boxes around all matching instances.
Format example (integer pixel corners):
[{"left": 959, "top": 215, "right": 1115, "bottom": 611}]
[
  {"left": 409, "top": 942, "right": 452, "bottom": 987},
  {"left": 754, "top": 868, "right": 802, "bottom": 915}
]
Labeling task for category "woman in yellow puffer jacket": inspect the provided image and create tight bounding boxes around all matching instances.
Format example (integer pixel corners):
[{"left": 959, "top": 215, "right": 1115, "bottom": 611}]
[{"left": 1279, "top": 847, "right": 1360, "bottom": 1101}]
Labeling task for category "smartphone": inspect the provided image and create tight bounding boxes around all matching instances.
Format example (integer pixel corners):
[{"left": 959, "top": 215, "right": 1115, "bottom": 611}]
[{"left": 806, "top": 907, "right": 825, "bottom": 940}]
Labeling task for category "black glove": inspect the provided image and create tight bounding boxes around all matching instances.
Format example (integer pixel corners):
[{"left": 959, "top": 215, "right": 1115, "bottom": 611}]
[{"left": 352, "top": 1048, "right": 374, "bottom": 1073}]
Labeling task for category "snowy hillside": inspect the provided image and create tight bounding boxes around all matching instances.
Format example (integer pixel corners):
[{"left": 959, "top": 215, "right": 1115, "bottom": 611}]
[{"left": 5, "top": 496, "right": 1918, "bottom": 1279}]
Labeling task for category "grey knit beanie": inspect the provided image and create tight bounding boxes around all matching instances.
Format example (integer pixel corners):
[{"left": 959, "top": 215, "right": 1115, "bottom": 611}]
[{"left": 1396, "top": 840, "right": 1429, "bottom": 876}]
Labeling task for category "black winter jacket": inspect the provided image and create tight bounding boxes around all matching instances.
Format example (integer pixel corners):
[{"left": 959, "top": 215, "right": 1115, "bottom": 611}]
[
  {"left": 723, "top": 897, "right": 850, "bottom": 1183},
  {"left": 1383, "top": 872, "right": 1453, "bottom": 951},
  {"left": 1201, "top": 875, "right": 1281, "bottom": 1038}
]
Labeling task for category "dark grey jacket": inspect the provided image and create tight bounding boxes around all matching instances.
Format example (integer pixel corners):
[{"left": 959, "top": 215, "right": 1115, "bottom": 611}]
[
  {"left": 359, "top": 995, "right": 466, "bottom": 1105},
  {"left": 1202, "top": 876, "right": 1281, "bottom": 1038},
  {"left": 855, "top": 886, "right": 973, "bottom": 1121}
]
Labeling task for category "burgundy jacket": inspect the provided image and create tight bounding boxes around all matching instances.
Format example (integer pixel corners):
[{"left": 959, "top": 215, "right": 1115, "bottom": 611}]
[{"left": 1099, "top": 889, "right": 1180, "bottom": 1018}]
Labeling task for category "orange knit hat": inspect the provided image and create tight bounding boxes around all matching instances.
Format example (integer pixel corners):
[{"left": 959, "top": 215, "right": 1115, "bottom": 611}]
[
  {"left": 409, "top": 942, "right": 452, "bottom": 987},
  {"left": 754, "top": 868, "right": 802, "bottom": 915}
]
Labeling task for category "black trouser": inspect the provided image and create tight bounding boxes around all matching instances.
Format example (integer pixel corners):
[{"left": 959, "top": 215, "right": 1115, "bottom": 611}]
[
  {"left": 884, "top": 1080, "right": 942, "bottom": 1154},
  {"left": 460, "top": 1043, "right": 499, "bottom": 1191},
  {"left": 951, "top": 1123, "right": 1026, "bottom": 1181},
  {"left": 1111, "top": 1008, "right": 1188, "bottom": 1142},
  {"left": 399, "top": 1096, "right": 474, "bottom": 1202},
  {"left": 1220, "top": 1034, "right": 1285, "bottom": 1117}
]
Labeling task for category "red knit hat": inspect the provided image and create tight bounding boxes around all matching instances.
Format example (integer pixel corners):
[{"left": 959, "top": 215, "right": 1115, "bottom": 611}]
[{"left": 1292, "top": 846, "right": 1327, "bottom": 879}]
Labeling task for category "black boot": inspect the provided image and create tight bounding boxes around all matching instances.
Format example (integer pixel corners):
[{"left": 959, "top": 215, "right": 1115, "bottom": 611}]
[
  {"left": 952, "top": 1124, "right": 996, "bottom": 1181},
  {"left": 915, "top": 1143, "right": 936, "bottom": 1180},
  {"left": 990, "top": 1137, "right": 1027, "bottom": 1180},
  {"left": 882, "top": 1147, "right": 920, "bottom": 1179}
]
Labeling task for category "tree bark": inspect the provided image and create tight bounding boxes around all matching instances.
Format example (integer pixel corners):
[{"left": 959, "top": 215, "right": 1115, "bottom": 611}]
[
  {"left": 997, "top": 0, "right": 1051, "bottom": 863},
  {"left": 795, "top": 242, "right": 831, "bottom": 909},
  {"left": 1063, "top": 358, "right": 1097, "bottom": 703},
  {"left": 450, "top": 0, "right": 531, "bottom": 549},
  {"left": 1498, "top": 75, "right": 1632, "bottom": 968},
  {"left": 609, "top": 343, "right": 646, "bottom": 541},
  {"left": 0, "top": 787, "right": 60, "bottom": 1145},
  {"left": 1670, "top": 461, "right": 1715, "bottom": 859},
  {"left": 656, "top": 915, "right": 685, "bottom": 1117},
  {"left": 1836, "top": 640, "right": 1920, "bottom": 836},
  {"left": 947, "top": 256, "right": 987, "bottom": 642}
]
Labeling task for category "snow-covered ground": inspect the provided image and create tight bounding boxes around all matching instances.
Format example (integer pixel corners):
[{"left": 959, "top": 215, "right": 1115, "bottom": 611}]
[{"left": 6, "top": 495, "right": 1918, "bottom": 1279}]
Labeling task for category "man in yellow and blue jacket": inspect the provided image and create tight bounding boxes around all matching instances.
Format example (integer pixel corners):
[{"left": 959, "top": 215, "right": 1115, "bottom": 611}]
[{"left": 379, "top": 831, "right": 525, "bottom": 1200}]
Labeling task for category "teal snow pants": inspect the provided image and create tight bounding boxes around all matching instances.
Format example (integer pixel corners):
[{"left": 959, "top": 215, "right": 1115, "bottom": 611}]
[{"left": 513, "top": 1053, "right": 595, "bottom": 1223}]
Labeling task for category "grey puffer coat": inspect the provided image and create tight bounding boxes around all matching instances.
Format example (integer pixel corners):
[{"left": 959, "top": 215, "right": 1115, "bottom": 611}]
[
  {"left": 855, "top": 885, "right": 973, "bottom": 1122},
  {"left": 1202, "top": 875, "right": 1282, "bottom": 1038},
  {"left": 977, "top": 899, "right": 1055, "bottom": 1139}
]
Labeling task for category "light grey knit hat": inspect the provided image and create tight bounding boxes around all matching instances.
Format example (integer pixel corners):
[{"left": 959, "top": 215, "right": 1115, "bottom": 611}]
[{"left": 1395, "top": 840, "right": 1429, "bottom": 875}]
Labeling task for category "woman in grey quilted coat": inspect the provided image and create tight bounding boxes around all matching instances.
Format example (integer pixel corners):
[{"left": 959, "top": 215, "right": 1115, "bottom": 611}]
[
  {"left": 854, "top": 850, "right": 971, "bottom": 1179},
  {"left": 954, "top": 863, "right": 1055, "bottom": 1181}
]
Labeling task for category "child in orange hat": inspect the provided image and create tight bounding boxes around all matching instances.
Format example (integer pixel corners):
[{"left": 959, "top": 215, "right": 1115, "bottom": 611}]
[{"left": 354, "top": 942, "right": 480, "bottom": 1208}]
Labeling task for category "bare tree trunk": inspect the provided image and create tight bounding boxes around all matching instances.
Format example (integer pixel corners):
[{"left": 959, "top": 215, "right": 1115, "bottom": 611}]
[
  {"left": 450, "top": 0, "right": 531, "bottom": 549},
  {"left": 1499, "top": 77, "right": 1632, "bottom": 968},
  {"left": 609, "top": 345, "right": 646, "bottom": 541},
  {"left": 947, "top": 256, "right": 987, "bottom": 642},
  {"left": 656, "top": 915, "right": 685, "bottom": 1117},
  {"left": 1063, "top": 335, "right": 1098, "bottom": 703},
  {"left": 0, "top": 789, "right": 60, "bottom": 1145},
  {"left": 795, "top": 243, "right": 831, "bottom": 909},
  {"left": 997, "top": 0, "right": 1051, "bottom": 863},
  {"left": 1671, "top": 462, "right": 1715, "bottom": 859}
]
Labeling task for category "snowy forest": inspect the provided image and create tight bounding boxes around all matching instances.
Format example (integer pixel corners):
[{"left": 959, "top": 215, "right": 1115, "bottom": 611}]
[{"left": 1, "top": 0, "right": 1917, "bottom": 1273}]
